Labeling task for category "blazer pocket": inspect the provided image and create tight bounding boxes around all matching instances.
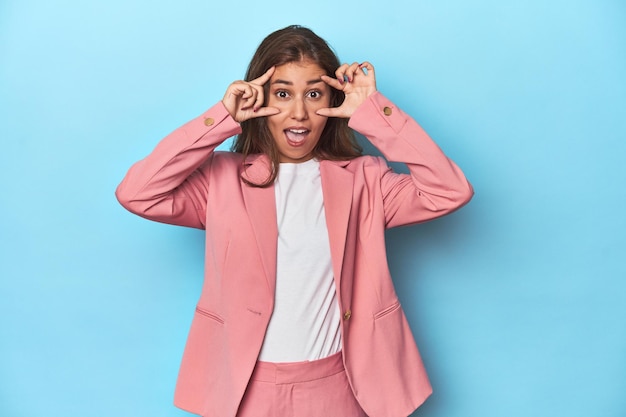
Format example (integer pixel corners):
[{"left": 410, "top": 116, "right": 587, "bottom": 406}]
[
  {"left": 195, "top": 306, "right": 225, "bottom": 324},
  {"left": 373, "top": 300, "right": 401, "bottom": 320}
]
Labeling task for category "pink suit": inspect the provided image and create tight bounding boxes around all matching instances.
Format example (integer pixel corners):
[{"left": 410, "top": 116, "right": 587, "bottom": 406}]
[{"left": 116, "top": 92, "right": 473, "bottom": 417}]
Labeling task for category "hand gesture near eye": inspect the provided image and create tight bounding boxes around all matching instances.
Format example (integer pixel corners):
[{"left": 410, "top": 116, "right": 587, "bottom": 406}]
[
  {"left": 316, "top": 61, "right": 377, "bottom": 119},
  {"left": 222, "top": 66, "right": 280, "bottom": 122}
]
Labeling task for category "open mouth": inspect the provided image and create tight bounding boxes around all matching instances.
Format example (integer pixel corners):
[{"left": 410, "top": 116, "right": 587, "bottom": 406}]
[{"left": 284, "top": 128, "right": 310, "bottom": 147}]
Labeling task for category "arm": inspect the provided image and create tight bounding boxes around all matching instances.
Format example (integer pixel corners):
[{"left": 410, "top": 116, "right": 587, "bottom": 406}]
[
  {"left": 116, "top": 67, "right": 280, "bottom": 229},
  {"left": 349, "top": 92, "right": 473, "bottom": 228},
  {"left": 319, "top": 61, "right": 473, "bottom": 228},
  {"left": 115, "top": 102, "right": 242, "bottom": 229}
]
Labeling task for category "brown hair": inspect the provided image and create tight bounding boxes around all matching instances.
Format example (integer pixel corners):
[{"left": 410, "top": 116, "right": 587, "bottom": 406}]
[{"left": 231, "top": 25, "right": 362, "bottom": 187}]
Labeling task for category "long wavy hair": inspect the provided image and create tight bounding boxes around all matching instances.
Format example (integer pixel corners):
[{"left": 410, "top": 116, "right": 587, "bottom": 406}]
[{"left": 231, "top": 25, "right": 362, "bottom": 187}]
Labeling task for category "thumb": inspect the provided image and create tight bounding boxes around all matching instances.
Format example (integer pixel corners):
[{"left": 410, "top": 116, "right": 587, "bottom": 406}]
[{"left": 316, "top": 107, "right": 344, "bottom": 118}]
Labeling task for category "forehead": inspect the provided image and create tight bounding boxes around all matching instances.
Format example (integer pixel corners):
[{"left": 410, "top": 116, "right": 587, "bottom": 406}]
[{"left": 270, "top": 60, "right": 326, "bottom": 85}]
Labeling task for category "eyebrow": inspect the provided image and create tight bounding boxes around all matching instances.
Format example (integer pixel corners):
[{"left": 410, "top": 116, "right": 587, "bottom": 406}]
[{"left": 271, "top": 78, "right": 324, "bottom": 86}]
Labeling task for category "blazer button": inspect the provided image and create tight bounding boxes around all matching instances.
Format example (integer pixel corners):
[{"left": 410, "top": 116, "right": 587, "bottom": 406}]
[
  {"left": 343, "top": 309, "right": 352, "bottom": 320},
  {"left": 204, "top": 117, "right": 215, "bottom": 126},
  {"left": 383, "top": 106, "right": 393, "bottom": 116}
]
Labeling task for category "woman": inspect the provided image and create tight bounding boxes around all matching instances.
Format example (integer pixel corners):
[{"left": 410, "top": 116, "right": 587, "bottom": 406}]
[{"left": 116, "top": 25, "right": 473, "bottom": 417}]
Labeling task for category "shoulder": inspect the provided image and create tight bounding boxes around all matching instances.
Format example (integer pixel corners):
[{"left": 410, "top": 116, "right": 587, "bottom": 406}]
[
  {"left": 214, "top": 150, "right": 244, "bottom": 160},
  {"left": 344, "top": 155, "right": 388, "bottom": 171},
  {"left": 197, "top": 151, "right": 245, "bottom": 178},
  {"left": 322, "top": 155, "right": 390, "bottom": 182},
  {"left": 206, "top": 151, "right": 245, "bottom": 166}
]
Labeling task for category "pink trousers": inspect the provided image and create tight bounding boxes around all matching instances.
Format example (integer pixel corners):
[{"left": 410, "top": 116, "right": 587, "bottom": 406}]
[{"left": 236, "top": 351, "right": 368, "bottom": 417}]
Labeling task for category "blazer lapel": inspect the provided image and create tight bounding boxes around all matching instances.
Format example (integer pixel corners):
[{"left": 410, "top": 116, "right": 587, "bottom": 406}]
[
  {"left": 239, "top": 157, "right": 354, "bottom": 300},
  {"left": 320, "top": 160, "right": 354, "bottom": 286},
  {"left": 241, "top": 155, "right": 278, "bottom": 299}
]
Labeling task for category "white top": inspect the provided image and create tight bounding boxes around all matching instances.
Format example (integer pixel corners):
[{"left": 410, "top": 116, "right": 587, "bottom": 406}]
[{"left": 258, "top": 159, "right": 342, "bottom": 362}]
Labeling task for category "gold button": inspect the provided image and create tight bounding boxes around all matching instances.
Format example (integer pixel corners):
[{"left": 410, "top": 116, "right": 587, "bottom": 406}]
[
  {"left": 343, "top": 310, "right": 352, "bottom": 320},
  {"left": 204, "top": 117, "right": 215, "bottom": 126},
  {"left": 383, "top": 107, "right": 393, "bottom": 116}
]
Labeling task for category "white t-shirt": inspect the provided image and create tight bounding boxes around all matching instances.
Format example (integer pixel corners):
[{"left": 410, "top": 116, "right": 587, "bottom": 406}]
[{"left": 258, "top": 159, "right": 342, "bottom": 362}]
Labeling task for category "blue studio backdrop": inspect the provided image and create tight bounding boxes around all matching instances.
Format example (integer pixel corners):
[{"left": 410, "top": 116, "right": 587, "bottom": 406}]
[{"left": 1, "top": 1, "right": 625, "bottom": 416}]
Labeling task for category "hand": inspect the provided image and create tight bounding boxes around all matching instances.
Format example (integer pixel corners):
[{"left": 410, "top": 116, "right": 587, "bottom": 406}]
[
  {"left": 222, "top": 66, "right": 280, "bottom": 122},
  {"left": 316, "top": 61, "right": 377, "bottom": 119}
]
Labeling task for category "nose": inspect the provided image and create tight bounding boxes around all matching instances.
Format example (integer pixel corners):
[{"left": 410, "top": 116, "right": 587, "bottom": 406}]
[{"left": 290, "top": 98, "right": 308, "bottom": 121}]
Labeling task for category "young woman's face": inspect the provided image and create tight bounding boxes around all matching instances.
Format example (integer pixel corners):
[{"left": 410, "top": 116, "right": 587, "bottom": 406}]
[{"left": 266, "top": 60, "right": 331, "bottom": 163}]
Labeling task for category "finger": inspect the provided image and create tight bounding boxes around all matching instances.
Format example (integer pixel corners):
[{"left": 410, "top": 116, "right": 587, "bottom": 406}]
[
  {"left": 223, "top": 82, "right": 250, "bottom": 116},
  {"left": 251, "top": 66, "right": 276, "bottom": 86},
  {"left": 240, "top": 87, "right": 258, "bottom": 110},
  {"left": 251, "top": 84, "right": 266, "bottom": 111},
  {"left": 359, "top": 61, "right": 375, "bottom": 75},
  {"left": 316, "top": 107, "right": 344, "bottom": 118},
  {"left": 335, "top": 63, "right": 350, "bottom": 84},
  {"left": 227, "top": 85, "right": 252, "bottom": 111},
  {"left": 252, "top": 106, "right": 280, "bottom": 118},
  {"left": 346, "top": 62, "right": 361, "bottom": 82},
  {"left": 224, "top": 81, "right": 246, "bottom": 100},
  {"left": 240, "top": 85, "right": 253, "bottom": 99},
  {"left": 320, "top": 74, "right": 344, "bottom": 90}
]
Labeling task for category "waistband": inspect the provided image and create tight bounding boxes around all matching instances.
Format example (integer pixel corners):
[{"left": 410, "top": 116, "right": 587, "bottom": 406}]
[{"left": 250, "top": 351, "right": 345, "bottom": 384}]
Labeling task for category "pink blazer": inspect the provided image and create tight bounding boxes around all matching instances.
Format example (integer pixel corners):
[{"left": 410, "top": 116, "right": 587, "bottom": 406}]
[{"left": 116, "top": 92, "right": 473, "bottom": 417}]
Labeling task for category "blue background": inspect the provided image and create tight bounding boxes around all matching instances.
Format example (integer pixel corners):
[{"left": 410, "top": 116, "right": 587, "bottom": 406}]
[{"left": 1, "top": 0, "right": 625, "bottom": 416}]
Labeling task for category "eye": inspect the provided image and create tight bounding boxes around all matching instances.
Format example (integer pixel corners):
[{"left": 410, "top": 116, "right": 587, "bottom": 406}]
[
  {"left": 307, "top": 90, "right": 322, "bottom": 99},
  {"left": 275, "top": 90, "right": 289, "bottom": 99}
]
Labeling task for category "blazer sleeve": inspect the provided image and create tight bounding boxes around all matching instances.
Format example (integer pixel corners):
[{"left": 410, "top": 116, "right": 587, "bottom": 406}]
[
  {"left": 115, "top": 102, "right": 242, "bottom": 229},
  {"left": 348, "top": 92, "right": 474, "bottom": 228}
]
